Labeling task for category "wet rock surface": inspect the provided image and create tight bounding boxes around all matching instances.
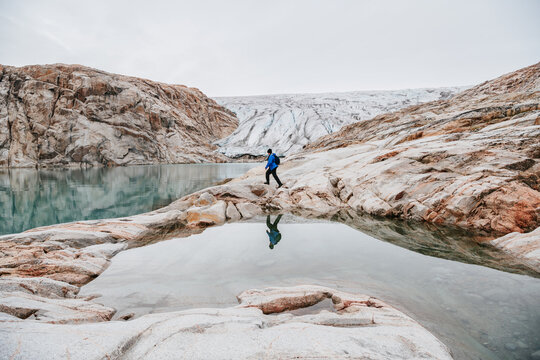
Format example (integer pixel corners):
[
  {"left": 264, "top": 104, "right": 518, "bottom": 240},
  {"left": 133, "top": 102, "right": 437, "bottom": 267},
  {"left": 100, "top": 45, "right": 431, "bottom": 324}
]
[
  {"left": 0, "top": 286, "right": 453, "bottom": 360},
  {"left": 0, "top": 64, "right": 238, "bottom": 167}
]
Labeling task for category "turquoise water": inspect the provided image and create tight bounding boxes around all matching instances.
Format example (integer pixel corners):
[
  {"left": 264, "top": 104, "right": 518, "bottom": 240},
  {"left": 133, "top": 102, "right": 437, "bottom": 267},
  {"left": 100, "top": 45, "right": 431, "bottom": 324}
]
[{"left": 0, "top": 163, "right": 257, "bottom": 235}]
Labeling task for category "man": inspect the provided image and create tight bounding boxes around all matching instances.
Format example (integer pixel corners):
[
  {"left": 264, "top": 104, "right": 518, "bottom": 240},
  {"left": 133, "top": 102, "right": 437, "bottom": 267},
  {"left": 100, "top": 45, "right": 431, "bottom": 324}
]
[
  {"left": 264, "top": 148, "right": 283, "bottom": 188},
  {"left": 266, "top": 214, "right": 282, "bottom": 249}
]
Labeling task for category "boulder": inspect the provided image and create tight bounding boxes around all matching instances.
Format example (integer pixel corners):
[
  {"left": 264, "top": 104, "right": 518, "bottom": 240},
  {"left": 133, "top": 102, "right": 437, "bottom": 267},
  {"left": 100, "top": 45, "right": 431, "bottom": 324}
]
[
  {"left": 235, "top": 202, "right": 262, "bottom": 219},
  {"left": 186, "top": 201, "right": 227, "bottom": 227}
]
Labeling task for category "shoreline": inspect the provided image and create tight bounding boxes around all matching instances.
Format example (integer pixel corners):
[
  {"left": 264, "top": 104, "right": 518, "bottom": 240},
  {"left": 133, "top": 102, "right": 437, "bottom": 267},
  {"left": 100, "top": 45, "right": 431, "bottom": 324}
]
[{"left": 0, "top": 164, "right": 538, "bottom": 359}]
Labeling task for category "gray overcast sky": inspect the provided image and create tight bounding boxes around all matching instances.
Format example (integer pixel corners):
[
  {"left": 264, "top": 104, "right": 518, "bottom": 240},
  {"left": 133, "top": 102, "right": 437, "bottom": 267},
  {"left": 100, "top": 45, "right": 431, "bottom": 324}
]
[{"left": 1, "top": 0, "right": 539, "bottom": 96}]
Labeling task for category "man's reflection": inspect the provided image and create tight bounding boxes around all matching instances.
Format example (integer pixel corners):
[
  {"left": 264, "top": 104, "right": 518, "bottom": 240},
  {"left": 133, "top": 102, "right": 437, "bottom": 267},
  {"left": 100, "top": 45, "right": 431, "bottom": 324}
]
[{"left": 266, "top": 214, "right": 282, "bottom": 249}]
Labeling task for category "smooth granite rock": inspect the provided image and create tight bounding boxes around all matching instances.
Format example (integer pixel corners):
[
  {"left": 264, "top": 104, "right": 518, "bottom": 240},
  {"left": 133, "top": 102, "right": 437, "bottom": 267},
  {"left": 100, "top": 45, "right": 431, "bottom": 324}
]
[
  {"left": 490, "top": 227, "right": 540, "bottom": 270},
  {"left": 0, "top": 290, "right": 115, "bottom": 323},
  {"left": 0, "top": 286, "right": 453, "bottom": 359}
]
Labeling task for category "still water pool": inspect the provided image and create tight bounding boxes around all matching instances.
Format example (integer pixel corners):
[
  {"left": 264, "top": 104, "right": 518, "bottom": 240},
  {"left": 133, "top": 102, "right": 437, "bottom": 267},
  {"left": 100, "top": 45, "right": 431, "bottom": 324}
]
[
  {"left": 81, "top": 215, "right": 540, "bottom": 360},
  {"left": 0, "top": 163, "right": 257, "bottom": 235}
]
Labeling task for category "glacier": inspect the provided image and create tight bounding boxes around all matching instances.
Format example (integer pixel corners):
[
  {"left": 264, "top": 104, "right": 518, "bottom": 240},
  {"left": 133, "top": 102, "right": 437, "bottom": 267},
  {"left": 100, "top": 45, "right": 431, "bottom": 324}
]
[{"left": 215, "top": 87, "right": 464, "bottom": 158}]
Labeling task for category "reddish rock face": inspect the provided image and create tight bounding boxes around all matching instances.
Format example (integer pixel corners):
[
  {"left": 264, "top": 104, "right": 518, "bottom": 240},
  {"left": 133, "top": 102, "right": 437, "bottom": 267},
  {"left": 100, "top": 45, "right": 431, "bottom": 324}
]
[
  {"left": 0, "top": 64, "right": 238, "bottom": 167},
  {"left": 297, "top": 62, "right": 540, "bottom": 234}
]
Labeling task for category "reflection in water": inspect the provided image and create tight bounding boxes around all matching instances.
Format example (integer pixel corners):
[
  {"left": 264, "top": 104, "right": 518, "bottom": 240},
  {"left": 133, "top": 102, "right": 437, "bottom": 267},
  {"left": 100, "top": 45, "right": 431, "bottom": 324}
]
[
  {"left": 81, "top": 217, "right": 540, "bottom": 360},
  {"left": 0, "top": 163, "right": 257, "bottom": 235},
  {"left": 266, "top": 214, "right": 282, "bottom": 249},
  {"left": 291, "top": 209, "right": 538, "bottom": 277}
]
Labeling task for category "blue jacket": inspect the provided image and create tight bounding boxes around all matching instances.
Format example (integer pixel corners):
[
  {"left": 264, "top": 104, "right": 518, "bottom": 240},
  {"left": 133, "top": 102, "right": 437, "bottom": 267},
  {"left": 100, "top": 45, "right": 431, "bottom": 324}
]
[
  {"left": 267, "top": 229, "right": 282, "bottom": 245},
  {"left": 266, "top": 153, "right": 278, "bottom": 171}
]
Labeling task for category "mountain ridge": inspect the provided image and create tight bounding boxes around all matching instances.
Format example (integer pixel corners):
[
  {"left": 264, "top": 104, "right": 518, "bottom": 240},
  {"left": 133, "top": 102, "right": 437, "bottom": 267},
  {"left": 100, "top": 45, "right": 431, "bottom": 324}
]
[{"left": 0, "top": 63, "right": 237, "bottom": 168}]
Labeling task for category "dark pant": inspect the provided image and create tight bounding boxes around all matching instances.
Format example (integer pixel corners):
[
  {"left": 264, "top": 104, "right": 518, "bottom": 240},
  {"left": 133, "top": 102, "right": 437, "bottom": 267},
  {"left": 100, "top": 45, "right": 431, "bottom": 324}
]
[{"left": 265, "top": 168, "right": 282, "bottom": 186}]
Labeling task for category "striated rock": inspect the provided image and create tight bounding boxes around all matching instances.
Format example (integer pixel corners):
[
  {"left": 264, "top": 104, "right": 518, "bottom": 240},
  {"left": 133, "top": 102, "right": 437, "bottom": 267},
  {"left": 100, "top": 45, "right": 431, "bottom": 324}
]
[
  {"left": 490, "top": 227, "right": 540, "bottom": 270},
  {"left": 0, "top": 208, "right": 196, "bottom": 325},
  {"left": 298, "top": 62, "right": 540, "bottom": 234},
  {"left": 0, "top": 277, "right": 78, "bottom": 298},
  {"left": 216, "top": 87, "right": 463, "bottom": 157},
  {"left": 0, "top": 240, "right": 126, "bottom": 286},
  {"left": 0, "top": 290, "right": 115, "bottom": 323},
  {"left": 238, "top": 285, "right": 334, "bottom": 314},
  {"left": 238, "top": 285, "right": 389, "bottom": 315},
  {"left": 0, "top": 286, "right": 452, "bottom": 359},
  {"left": 0, "top": 64, "right": 238, "bottom": 167}
]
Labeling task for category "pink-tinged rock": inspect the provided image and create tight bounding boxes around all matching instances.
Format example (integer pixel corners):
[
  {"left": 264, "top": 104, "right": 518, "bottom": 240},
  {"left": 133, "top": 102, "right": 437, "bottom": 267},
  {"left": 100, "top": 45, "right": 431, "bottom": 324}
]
[
  {"left": 0, "top": 291, "right": 115, "bottom": 323},
  {"left": 0, "top": 286, "right": 453, "bottom": 360},
  {"left": 491, "top": 227, "right": 540, "bottom": 271},
  {"left": 186, "top": 200, "right": 227, "bottom": 227},
  {"left": 0, "top": 64, "right": 238, "bottom": 167},
  {"left": 0, "top": 277, "right": 78, "bottom": 299}
]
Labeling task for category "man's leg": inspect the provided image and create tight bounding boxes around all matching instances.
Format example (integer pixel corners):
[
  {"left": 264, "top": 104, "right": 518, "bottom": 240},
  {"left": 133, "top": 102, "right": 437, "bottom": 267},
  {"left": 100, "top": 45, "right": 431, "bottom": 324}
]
[
  {"left": 273, "top": 214, "right": 282, "bottom": 227},
  {"left": 271, "top": 168, "right": 283, "bottom": 187},
  {"left": 265, "top": 169, "right": 271, "bottom": 184}
]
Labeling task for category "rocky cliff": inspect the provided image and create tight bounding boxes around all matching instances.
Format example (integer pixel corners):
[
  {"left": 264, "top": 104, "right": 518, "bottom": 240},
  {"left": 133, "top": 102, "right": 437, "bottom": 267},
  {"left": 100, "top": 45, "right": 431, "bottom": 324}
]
[
  {"left": 215, "top": 87, "right": 463, "bottom": 157},
  {"left": 0, "top": 64, "right": 238, "bottom": 167}
]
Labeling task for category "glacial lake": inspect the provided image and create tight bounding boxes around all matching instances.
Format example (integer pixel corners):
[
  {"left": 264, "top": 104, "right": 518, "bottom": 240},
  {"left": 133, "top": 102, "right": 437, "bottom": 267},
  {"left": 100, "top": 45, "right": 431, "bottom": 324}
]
[
  {"left": 0, "top": 163, "right": 258, "bottom": 235},
  {"left": 81, "top": 215, "right": 540, "bottom": 360}
]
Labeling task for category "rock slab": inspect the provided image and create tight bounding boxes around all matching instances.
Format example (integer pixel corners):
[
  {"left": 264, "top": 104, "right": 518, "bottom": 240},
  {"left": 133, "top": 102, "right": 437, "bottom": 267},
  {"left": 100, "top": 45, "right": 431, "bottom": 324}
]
[{"left": 0, "top": 286, "right": 453, "bottom": 360}]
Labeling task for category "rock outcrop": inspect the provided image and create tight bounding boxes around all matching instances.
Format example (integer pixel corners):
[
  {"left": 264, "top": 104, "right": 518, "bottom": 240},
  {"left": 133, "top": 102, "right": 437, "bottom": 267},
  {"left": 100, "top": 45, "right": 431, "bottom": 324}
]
[
  {"left": 216, "top": 87, "right": 463, "bottom": 157},
  {"left": 0, "top": 64, "right": 238, "bottom": 167},
  {"left": 0, "top": 285, "right": 453, "bottom": 360},
  {"left": 299, "top": 62, "right": 540, "bottom": 235}
]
